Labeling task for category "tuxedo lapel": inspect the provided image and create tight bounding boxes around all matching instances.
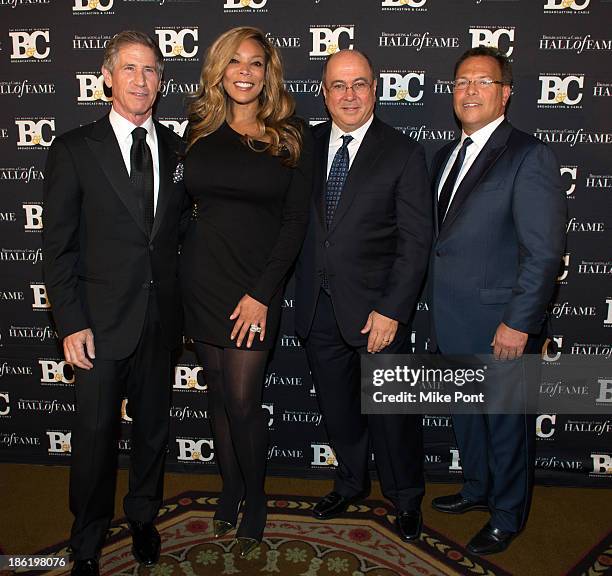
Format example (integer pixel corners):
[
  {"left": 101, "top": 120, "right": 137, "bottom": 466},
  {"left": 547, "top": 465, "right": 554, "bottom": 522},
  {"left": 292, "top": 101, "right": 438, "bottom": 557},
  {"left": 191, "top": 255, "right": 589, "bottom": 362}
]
[
  {"left": 440, "top": 120, "right": 512, "bottom": 236},
  {"left": 328, "top": 117, "right": 384, "bottom": 234},
  {"left": 314, "top": 124, "right": 331, "bottom": 230},
  {"left": 150, "top": 121, "right": 176, "bottom": 240},
  {"left": 85, "top": 115, "right": 148, "bottom": 236}
]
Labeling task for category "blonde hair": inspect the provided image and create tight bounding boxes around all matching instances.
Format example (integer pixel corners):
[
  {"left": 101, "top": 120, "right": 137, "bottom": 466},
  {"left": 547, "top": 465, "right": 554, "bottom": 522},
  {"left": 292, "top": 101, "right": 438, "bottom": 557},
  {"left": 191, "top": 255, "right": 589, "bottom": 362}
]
[{"left": 187, "top": 26, "right": 302, "bottom": 166}]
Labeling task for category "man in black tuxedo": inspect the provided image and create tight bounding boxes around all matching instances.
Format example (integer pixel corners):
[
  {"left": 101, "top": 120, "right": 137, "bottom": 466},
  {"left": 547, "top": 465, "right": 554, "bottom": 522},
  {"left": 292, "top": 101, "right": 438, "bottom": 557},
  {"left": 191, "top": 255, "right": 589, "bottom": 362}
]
[
  {"left": 428, "top": 47, "right": 566, "bottom": 555},
  {"left": 43, "top": 31, "right": 186, "bottom": 575},
  {"left": 295, "top": 50, "right": 431, "bottom": 541}
]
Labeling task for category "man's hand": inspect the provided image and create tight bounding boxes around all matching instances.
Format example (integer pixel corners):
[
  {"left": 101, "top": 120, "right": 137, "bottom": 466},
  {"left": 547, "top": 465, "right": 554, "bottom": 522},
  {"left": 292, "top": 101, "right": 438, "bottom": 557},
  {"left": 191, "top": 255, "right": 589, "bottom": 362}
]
[
  {"left": 63, "top": 328, "right": 95, "bottom": 370},
  {"left": 491, "top": 322, "right": 528, "bottom": 361},
  {"left": 360, "top": 310, "right": 398, "bottom": 353}
]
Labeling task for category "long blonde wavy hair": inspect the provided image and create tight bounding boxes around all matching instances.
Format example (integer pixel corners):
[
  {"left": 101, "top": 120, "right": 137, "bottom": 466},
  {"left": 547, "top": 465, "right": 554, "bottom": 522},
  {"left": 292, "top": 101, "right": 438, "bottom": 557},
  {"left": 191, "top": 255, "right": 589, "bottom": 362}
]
[{"left": 187, "top": 27, "right": 302, "bottom": 166}]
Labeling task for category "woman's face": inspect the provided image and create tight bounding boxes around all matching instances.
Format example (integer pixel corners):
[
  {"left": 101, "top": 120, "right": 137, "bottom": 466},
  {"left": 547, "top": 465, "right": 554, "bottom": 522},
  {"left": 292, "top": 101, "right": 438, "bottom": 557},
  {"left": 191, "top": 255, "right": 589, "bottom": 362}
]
[{"left": 222, "top": 38, "right": 266, "bottom": 107}]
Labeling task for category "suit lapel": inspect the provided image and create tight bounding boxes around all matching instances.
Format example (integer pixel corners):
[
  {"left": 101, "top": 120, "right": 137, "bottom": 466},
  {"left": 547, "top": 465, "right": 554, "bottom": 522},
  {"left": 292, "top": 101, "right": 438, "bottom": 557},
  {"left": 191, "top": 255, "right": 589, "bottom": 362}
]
[
  {"left": 328, "top": 117, "right": 384, "bottom": 234},
  {"left": 440, "top": 120, "right": 512, "bottom": 236},
  {"left": 86, "top": 115, "right": 147, "bottom": 236},
  {"left": 314, "top": 124, "right": 331, "bottom": 230},
  {"left": 151, "top": 121, "right": 177, "bottom": 240}
]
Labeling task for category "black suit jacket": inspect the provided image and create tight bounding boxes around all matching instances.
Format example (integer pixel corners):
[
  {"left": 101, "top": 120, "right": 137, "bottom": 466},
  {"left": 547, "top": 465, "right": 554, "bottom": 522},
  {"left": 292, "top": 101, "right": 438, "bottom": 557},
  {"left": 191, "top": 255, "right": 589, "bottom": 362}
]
[
  {"left": 428, "top": 120, "right": 567, "bottom": 354},
  {"left": 43, "top": 114, "right": 187, "bottom": 359},
  {"left": 295, "top": 116, "right": 432, "bottom": 346}
]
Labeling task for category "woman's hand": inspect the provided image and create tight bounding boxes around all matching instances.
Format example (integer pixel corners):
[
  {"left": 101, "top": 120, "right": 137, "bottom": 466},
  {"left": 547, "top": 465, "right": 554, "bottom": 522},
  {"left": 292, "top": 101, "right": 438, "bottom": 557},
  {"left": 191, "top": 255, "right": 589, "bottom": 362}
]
[{"left": 230, "top": 294, "right": 268, "bottom": 348}]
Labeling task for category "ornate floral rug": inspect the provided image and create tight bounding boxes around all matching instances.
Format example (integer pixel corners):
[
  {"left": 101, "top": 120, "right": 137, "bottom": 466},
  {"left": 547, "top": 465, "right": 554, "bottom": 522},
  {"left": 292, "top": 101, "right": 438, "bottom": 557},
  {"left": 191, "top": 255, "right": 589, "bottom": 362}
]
[{"left": 26, "top": 491, "right": 515, "bottom": 576}]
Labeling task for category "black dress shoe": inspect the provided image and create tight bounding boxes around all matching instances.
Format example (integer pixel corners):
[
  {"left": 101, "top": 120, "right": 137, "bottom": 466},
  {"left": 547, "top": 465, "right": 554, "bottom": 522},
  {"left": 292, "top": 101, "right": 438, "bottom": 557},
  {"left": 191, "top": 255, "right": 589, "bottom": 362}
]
[
  {"left": 431, "top": 493, "right": 488, "bottom": 514},
  {"left": 467, "top": 522, "right": 516, "bottom": 555},
  {"left": 129, "top": 520, "right": 161, "bottom": 566},
  {"left": 313, "top": 491, "right": 363, "bottom": 520},
  {"left": 395, "top": 510, "right": 422, "bottom": 542},
  {"left": 71, "top": 559, "right": 99, "bottom": 576}
]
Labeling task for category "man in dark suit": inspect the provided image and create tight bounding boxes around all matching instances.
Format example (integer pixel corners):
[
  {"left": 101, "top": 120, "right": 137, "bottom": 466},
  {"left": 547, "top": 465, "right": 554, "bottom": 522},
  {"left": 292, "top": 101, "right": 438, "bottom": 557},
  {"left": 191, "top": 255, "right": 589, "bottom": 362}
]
[
  {"left": 428, "top": 47, "right": 566, "bottom": 555},
  {"left": 43, "top": 31, "right": 186, "bottom": 575},
  {"left": 295, "top": 50, "right": 431, "bottom": 541}
]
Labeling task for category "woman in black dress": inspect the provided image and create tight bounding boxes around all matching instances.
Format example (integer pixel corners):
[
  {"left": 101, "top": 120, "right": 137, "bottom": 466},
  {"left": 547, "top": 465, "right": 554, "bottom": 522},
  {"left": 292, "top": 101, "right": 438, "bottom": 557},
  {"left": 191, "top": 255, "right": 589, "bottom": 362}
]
[{"left": 180, "top": 27, "right": 311, "bottom": 557}]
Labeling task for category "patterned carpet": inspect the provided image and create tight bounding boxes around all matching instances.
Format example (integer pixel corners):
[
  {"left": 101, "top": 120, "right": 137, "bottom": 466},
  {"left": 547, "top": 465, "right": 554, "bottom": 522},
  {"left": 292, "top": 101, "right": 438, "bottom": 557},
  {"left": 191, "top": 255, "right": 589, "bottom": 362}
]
[{"left": 23, "top": 491, "right": 515, "bottom": 576}]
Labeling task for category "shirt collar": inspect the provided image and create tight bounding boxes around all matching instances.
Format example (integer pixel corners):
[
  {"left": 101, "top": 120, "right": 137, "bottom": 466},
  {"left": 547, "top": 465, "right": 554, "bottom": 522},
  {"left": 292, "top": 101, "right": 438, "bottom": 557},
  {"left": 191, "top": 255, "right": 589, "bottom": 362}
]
[
  {"left": 461, "top": 114, "right": 505, "bottom": 150},
  {"left": 109, "top": 107, "right": 155, "bottom": 143},
  {"left": 330, "top": 114, "right": 374, "bottom": 146}
]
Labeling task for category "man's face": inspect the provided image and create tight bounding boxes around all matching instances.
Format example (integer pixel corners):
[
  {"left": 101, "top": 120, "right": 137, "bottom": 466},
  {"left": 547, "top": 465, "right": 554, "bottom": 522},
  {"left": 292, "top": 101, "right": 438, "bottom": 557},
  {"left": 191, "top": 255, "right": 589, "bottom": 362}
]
[
  {"left": 102, "top": 43, "right": 161, "bottom": 126},
  {"left": 453, "top": 55, "right": 511, "bottom": 135},
  {"left": 322, "top": 51, "right": 376, "bottom": 133}
]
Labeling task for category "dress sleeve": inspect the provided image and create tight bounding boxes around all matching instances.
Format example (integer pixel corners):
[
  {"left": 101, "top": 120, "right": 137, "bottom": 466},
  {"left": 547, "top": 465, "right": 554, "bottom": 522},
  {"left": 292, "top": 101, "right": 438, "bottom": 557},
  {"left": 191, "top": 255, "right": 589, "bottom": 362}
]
[{"left": 249, "top": 124, "right": 314, "bottom": 305}]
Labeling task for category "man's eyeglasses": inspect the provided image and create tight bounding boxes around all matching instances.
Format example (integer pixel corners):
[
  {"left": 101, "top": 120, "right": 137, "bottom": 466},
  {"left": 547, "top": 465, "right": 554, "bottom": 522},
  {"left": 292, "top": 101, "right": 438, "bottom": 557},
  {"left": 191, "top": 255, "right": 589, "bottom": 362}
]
[
  {"left": 327, "top": 80, "right": 372, "bottom": 95},
  {"left": 453, "top": 78, "right": 505, "bottom": 91}
]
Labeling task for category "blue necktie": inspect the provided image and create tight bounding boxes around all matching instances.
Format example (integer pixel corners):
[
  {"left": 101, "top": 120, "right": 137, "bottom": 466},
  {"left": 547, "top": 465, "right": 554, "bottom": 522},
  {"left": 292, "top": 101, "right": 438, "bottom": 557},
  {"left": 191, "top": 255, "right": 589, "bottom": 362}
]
[
  {"left": 438, "top": 136, "right": 472, "bottom": 227},
  {"left": 325, "top": 134, "right": 353, "bottom": 228}
]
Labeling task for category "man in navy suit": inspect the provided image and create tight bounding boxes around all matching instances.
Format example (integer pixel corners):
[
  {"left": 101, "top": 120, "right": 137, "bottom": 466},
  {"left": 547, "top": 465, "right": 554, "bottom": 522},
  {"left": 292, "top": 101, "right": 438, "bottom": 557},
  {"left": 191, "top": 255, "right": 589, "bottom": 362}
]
[
  {"left": 295, "top": 50, "right": 431, "bottom": 541},
  {"left": 428, "top": 47, "right": 566, "bottom": 555}
]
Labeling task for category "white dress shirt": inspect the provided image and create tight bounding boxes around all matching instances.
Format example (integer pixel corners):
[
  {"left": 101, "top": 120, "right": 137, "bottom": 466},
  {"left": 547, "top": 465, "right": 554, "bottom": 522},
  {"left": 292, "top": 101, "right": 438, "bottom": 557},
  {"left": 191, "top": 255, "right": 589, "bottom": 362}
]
[
  {"left": 326, "top": 114, "right": 374, "bottom": 178},
  {"left": 437, "top": 115, "right": 505, "bottom": 209},
  {"left": 109, "top": 108, "right": 160, "bottom": 215}
]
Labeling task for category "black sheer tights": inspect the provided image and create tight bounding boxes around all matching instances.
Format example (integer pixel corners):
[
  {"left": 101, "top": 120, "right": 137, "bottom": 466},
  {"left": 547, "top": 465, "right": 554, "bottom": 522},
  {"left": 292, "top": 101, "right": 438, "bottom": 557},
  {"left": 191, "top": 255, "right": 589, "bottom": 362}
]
[{"left": 193, "top": 341, "right": 269, "bottom": 539}]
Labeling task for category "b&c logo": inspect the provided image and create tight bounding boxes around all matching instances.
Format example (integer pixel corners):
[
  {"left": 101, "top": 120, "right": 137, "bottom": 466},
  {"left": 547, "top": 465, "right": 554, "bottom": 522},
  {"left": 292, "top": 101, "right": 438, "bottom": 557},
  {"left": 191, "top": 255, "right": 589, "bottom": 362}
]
[
  {"left": 591, "top": 453, "right": 612, "bottom": 475},
  {"left": 597, "top": 379, "right": 612, "bottom": 404},
  {"left": 155, "top": 29, "right": 198, "bottom": 59},
  {"left": 381, "top": 0, "right": 427, "bottom": 6},
  {"left": 47, "top": 430, "right": 72, "bottom": 454},
  {"left": 72, "top": 0, "right": 113, "bottom": 11},
  {"left": 449, "top": 448, "right": 462, "bottom": 471},
  {"left": 604, "top": 299, "right": 612, "bottom": 325},
  {"left": 538, "top": 75, "right": 584, "bottom": 106},
  {"left": 536, "top": 414, "right": 556, "bottom": 438},
  {"left": 543, "top": 336, "right": 563, "bottom": 362},
  {"left": 223, "top": 0, "right": 267, "bottom": 8},
  {"left": 379, "top": 72, "right": 424, "bottom": 104},
  {"left": 469, "top": 27, "right": 515, "bottom": 57},
  {"left": 557, "top": 253, "right": 570, "bottom": 283},
  {"left": 544, "top": 0, "right": 590, "bottom": 11},
  {"left": 39, "top": 359, "right": 75, "bottom": 384},
  {"left": 310, "top": 26, "right": 354, "bottom": 57},
  {"left": 30, "top": 284, "right": 50, "bottom": 309},
  {"left": 159, "top": 119, "right": 188, "bottom": 137},
  {"left": 9, "top": 30, "right": 50, "bottom": 60},
  {"left": 174, "top": 365, "right": 205, "bottom": 391},
  {"left": 311, "top": 443, "right": 338, "bottom": 466},
  {"left": 0, "top": 393, "right": 9, "bottom": 416},
  {"left": 263, "top": 403, "right": 274, "bottom": 428},
  {"left": 76, "top": 74, "right": 111, "bottom": 103},
  {"left": 560, "top": 166, "right": 578, "bottom": 196},
  {"left": 23, "top": 203, "right": 43, "bottom": 231},
  {"left": 15, "top": 119, "right": 55, "bottom": 147},
  {"left": 176, "top": 438, "right": 214, "bottom": 462}
]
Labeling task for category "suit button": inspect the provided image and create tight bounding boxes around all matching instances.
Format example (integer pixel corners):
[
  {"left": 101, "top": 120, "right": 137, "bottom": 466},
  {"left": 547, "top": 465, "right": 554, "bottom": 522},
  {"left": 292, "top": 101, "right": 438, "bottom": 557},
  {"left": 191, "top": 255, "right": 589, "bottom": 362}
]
[
  {"left": 149, "top": 243, "right": 154, "bottom": 251},
  {"left": 324, "top": 240, "right": 330, "bottom": 248}
]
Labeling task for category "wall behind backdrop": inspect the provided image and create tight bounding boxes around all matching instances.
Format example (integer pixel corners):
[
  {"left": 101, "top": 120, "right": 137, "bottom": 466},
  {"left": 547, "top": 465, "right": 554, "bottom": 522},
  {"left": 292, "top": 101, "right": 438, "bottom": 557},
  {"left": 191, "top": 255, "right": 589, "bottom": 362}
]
[{"left": 1, "top": 0, "right": 610, "bottom": 487}]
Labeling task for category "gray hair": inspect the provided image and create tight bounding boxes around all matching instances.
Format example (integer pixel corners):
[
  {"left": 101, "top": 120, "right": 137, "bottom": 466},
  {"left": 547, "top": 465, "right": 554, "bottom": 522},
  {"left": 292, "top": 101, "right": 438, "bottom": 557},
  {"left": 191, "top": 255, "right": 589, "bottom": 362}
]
[{"left": 102, "top": 30, "right": 164, "bottom": 78}]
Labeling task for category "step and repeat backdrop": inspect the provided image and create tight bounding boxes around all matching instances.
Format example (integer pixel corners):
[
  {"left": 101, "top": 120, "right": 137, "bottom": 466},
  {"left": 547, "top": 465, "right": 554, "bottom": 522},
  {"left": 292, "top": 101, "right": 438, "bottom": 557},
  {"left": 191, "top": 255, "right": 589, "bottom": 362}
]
[{"left": 0, "top": 0, "right": 610, "bottom": 487}]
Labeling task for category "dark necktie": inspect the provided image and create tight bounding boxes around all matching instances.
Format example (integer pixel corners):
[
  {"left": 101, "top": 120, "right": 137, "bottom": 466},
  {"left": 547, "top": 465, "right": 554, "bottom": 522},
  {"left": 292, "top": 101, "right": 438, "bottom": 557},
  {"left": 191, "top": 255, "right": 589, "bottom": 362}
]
[
  {"left": 325, "top": 134, "right": 353, "bottom": 228},
  {"left": 130, "top": 126, "right": 154, "bottom": 236},
  {"left": 437, "top": 136, "right": 473, "bottom": 227}
]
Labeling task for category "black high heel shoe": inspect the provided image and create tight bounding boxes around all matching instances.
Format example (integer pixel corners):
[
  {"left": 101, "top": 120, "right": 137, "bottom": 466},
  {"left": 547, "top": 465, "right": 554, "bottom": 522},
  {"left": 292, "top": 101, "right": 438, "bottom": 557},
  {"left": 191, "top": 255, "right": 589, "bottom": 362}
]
[
  {"left": 236, "top": 499, "right": 267, "bottom": 558},
  {"left": 213, "top": 493, "right": 243, "bottom": 539}
]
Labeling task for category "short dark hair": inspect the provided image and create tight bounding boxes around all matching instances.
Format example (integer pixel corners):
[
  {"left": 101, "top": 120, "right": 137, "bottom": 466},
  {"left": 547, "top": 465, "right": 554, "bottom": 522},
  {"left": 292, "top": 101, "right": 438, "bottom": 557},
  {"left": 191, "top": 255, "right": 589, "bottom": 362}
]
[
  {"left": 102, "top": 30, "right": 164, "bottom": 78},
  {"left": 453, "top": 46, "right": 512, "bottom": 86},
  {"left": 321, "top": 49, "right": 376, "bottom": 84}
]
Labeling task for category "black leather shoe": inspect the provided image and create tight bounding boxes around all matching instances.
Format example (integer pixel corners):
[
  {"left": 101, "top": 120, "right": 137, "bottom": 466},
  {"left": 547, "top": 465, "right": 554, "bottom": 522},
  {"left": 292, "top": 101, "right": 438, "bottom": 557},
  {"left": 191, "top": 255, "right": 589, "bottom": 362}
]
[
  {"left": 395, "top": 510, "right": 422, "bottom": 542},
  {"left": 313, "top": 491, "right": 363, "bottom": 520},
  {"left": 129, "top": 521, "right": 161, "bottom": 566},
  {"left": 71, "top": 559, "right": 99, "bottom": 576},
  {"left": 467, "top": 522, "right": 516, "bottom": 555},
  {"left": 431, "top": 493, "right": 488, "bottom": 514}
]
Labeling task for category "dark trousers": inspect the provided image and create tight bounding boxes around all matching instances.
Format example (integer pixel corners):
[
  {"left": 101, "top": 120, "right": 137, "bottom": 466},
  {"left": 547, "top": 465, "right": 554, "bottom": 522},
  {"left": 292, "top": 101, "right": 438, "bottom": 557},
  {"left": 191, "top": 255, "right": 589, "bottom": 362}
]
[
  {"left": 69, "top": 294, "right": 172, "bottom": 560},
  {"left": 304, "top": 290, "right": 424, "bottom": 512},
  {"left": 451, "top": 335, "right": 542, "bottom": 534}
]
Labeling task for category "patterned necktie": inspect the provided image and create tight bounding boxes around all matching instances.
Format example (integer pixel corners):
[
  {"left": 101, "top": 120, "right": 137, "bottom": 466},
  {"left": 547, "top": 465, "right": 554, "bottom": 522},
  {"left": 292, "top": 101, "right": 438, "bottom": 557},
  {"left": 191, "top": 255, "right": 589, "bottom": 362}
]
[
  {"left": 130, "top": 126, "right": 154, "bottom": 236},
  {"left": 325, "top": 134, "right": 353, "bottom": 228},
  {"left": 437, "top": 136, "right": 473, "bottom": 227}
]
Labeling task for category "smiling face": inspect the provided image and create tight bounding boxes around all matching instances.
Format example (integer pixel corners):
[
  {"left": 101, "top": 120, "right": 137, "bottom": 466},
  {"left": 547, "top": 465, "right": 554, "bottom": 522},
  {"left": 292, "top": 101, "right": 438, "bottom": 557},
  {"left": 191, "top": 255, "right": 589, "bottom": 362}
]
[
  {"left": 322, "top": 51, "right": 376, "bottom": 133},
  {"left": 102, "top": 42, "right": 161, "bottom": 126},
  {"left": 222, "top": 38, "right": 266, "bottom": 109},
  {"left": 453, "top": 55, "right": 511, "bottom": 135}
]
